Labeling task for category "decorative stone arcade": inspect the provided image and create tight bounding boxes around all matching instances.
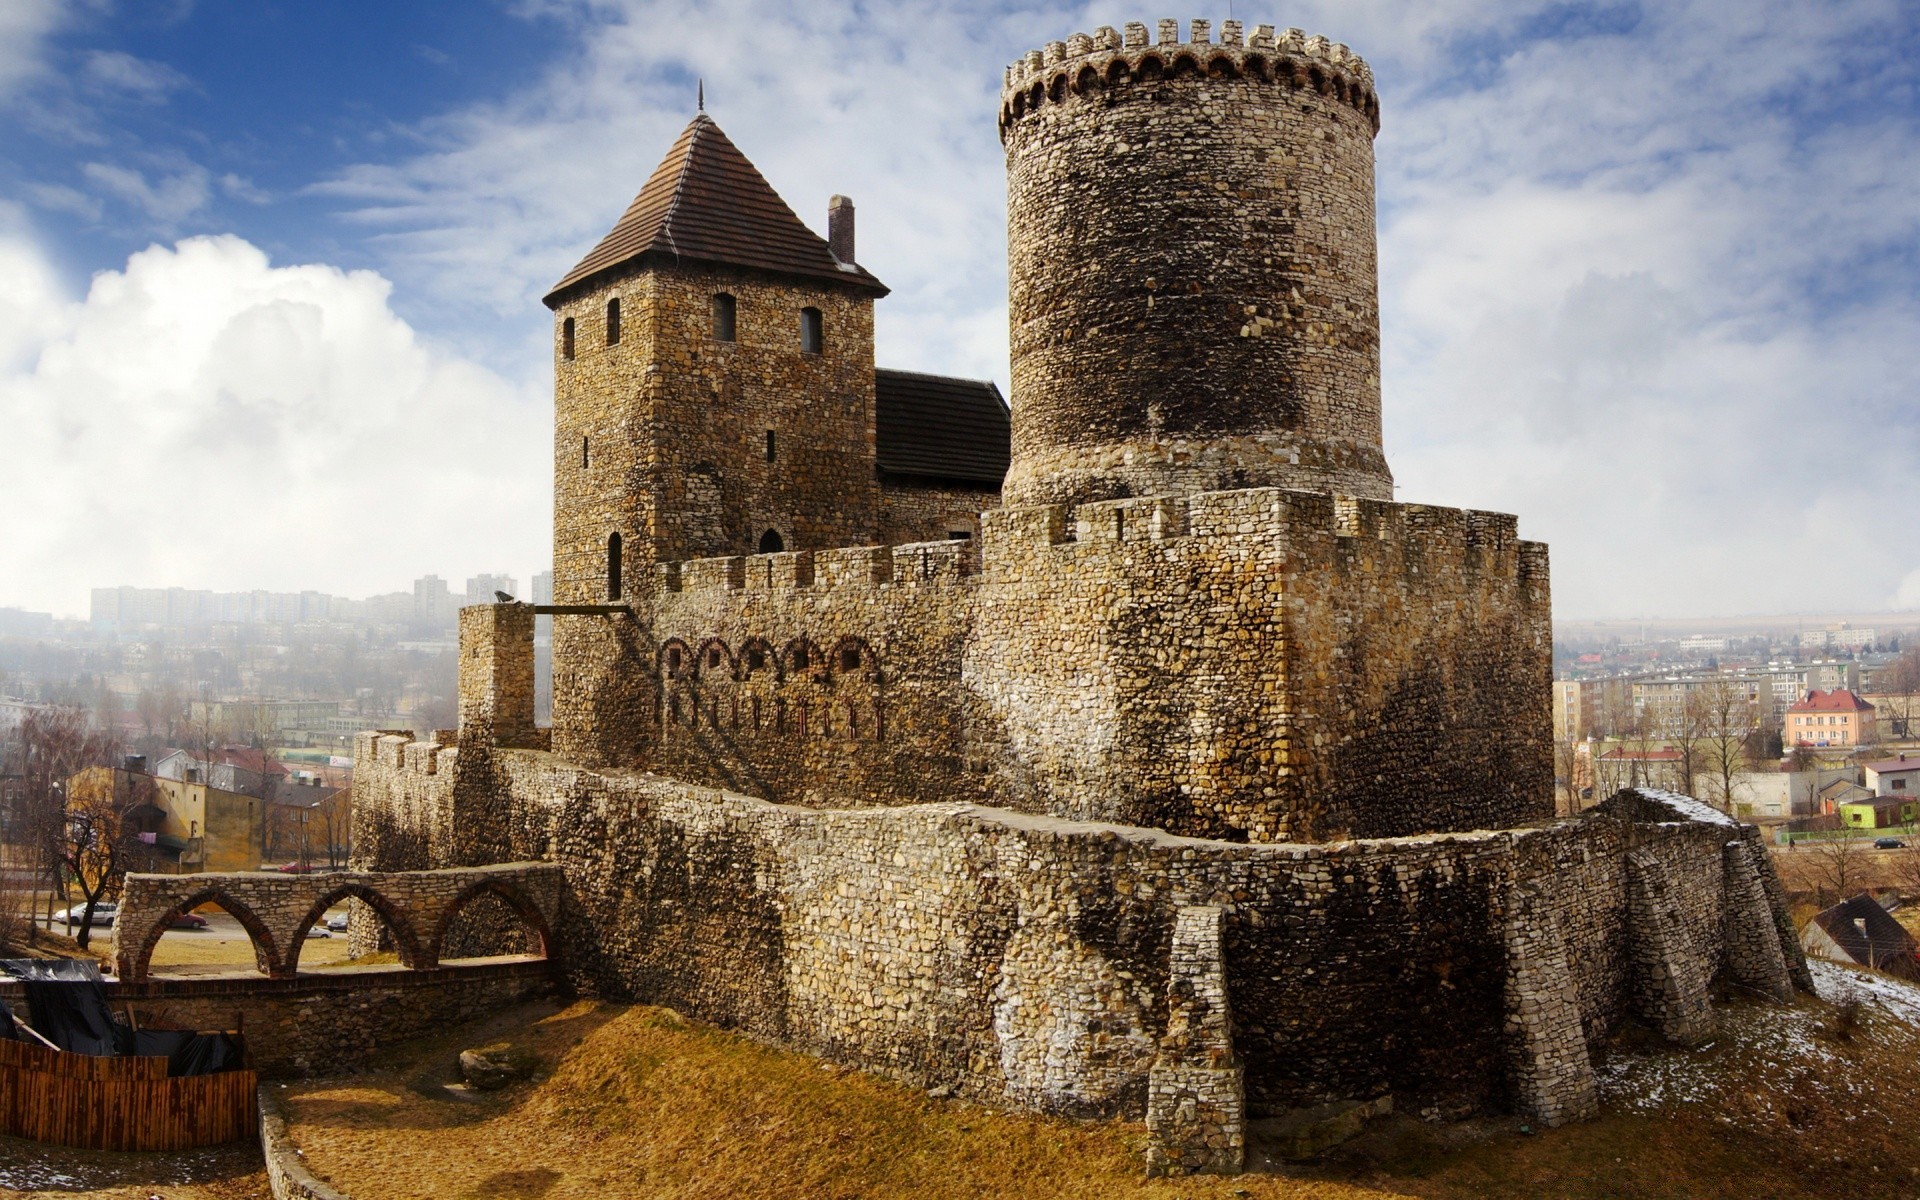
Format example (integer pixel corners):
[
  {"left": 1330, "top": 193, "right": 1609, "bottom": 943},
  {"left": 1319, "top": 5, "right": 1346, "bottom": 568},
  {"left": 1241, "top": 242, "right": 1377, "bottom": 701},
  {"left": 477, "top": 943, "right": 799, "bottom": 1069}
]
[{"left": 112, "top": 863, "right": 564, "bottom": 983}]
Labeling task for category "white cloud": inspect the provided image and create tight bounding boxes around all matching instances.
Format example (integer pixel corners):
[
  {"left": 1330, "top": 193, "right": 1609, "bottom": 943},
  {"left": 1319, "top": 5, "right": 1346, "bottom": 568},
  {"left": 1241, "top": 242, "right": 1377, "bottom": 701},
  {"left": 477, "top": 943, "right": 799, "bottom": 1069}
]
[
  {"left": 81, "top": 161, "right": 212, "bottom": 225},
  {"left": 0, "top": 0, "right": 65, "bottom": 105},
  {"left": 0, "top": 233, "right": 546, "bottom": 617},
  {"left": 81, "top": 50, "right": 191, "bottom": 102}
]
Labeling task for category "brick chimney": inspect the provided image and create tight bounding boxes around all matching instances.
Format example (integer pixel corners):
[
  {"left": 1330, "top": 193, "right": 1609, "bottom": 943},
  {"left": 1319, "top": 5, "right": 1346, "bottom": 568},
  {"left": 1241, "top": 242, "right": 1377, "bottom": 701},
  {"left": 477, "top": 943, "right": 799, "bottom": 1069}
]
[{"left": 828, "top": 195, "right": 855, "bottom": 263}]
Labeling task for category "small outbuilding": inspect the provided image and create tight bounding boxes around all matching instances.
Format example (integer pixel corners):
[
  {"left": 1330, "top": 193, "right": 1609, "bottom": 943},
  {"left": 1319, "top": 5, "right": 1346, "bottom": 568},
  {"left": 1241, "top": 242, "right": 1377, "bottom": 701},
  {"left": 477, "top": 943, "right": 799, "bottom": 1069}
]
[{"left": 1802, "top": 895, "right": 1919, "bottom": 977}]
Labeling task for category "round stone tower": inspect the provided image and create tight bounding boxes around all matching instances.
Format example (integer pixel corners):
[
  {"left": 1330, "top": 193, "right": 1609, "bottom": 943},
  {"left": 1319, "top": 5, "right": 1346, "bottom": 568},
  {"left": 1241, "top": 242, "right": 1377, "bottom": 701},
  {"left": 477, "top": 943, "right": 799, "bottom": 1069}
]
[{"left": 999, "top": 19, "right": 1392, "bottom": 507}]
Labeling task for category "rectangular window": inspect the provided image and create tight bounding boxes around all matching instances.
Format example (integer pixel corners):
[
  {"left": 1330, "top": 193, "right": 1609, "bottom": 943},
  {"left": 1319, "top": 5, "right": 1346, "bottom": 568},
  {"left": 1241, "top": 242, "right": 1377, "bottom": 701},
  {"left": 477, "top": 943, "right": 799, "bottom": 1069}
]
[
  {"left": 562, "top": 317, "right": 575, "bottom": 360},
  {"left": 765, "top": 430, "right": 776, "bottom": 462},
  {"left": 712, "top": 293, "right": 736, "bottom": 342},
  {"left": 606, "top": 297, "right": 621, "bottom": 345},
  {"left": 800, "top": 306, "right": 822, "bottom": 354}
]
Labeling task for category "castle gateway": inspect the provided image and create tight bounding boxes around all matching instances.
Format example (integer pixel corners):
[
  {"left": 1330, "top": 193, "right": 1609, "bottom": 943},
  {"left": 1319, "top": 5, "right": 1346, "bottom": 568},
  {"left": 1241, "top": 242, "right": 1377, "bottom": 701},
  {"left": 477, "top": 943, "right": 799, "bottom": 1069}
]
[{"left": 356, "top": 17, "right": 1807, "bottom": 1176}]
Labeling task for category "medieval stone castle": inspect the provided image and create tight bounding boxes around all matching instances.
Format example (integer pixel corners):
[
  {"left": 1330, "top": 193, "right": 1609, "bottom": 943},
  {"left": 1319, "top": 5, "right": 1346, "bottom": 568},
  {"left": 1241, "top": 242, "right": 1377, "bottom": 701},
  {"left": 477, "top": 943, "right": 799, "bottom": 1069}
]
[{"left": 354, "top": 18, "right": 1810, "bottom": 1175}]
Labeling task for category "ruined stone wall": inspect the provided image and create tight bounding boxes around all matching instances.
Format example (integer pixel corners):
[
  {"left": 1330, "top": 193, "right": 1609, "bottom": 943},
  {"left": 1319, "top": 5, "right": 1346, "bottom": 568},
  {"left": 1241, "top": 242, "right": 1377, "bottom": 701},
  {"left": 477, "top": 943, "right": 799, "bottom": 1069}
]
[
  {"left": 1000, "top": 20, "right": 1390, "bottom": 508},
  {"left": 877, "top": 479, "right": 998, "bottom": 545},
  {"left": 355, "top": 739, "right": 1797, "bottom": 1126}
]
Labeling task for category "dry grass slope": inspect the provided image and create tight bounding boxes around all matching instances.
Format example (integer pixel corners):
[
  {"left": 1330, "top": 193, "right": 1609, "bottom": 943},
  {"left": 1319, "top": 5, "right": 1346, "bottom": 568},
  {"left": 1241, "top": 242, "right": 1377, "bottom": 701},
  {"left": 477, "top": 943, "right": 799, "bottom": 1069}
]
[{"left": 274, "top": 970, "right": 1920, "bottom": 1200}]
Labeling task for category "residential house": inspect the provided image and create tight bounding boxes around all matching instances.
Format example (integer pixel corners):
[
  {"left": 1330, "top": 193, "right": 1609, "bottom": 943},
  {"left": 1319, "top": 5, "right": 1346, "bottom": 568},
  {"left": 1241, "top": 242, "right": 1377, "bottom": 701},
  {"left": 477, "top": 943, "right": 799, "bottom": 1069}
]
[
  {"left": 1802, "top": 895, "right": 1918, "bottom": 977},
  {"left": 1836, "top": 795, "right": 1917, "bottom": 830},
  {"left": 1864, "top": 755, "right": 1920, "bottom": 797},
  {"left": 70, "top": 761, "right": 262, "bottom": 874},
  {"left": 1786, "top": 689, "right": 1877, "bottom": 749}
]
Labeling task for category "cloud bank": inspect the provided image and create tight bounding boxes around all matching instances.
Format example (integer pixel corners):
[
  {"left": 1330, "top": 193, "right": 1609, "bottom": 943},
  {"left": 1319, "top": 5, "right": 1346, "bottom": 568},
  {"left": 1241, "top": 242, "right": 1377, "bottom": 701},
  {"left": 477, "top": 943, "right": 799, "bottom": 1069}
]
[{"left": 0, "top": 230, "right": 546, "bottom": 616}]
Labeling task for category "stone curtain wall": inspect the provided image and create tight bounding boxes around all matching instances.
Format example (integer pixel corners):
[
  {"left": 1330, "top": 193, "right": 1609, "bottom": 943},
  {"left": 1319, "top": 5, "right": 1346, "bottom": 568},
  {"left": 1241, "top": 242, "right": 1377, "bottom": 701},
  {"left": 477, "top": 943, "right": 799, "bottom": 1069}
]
[
  {"left": 518, "top": 482, "right": 1550, "bottom": 843},
  {"left": 111, "top": 861, "right": 563, "bottom": 980},
  {"left": 999, "top": 20, "right": 1391, "bottom": 508},
  {"left": 876, "top": 481, "right": 999, "bottom": 545},
  {"left": 355, "top": 730, "right": 1803, "bottom": 1130},
  {"left": 971, "top": 487, "right": 1553, "bottom": 841}
]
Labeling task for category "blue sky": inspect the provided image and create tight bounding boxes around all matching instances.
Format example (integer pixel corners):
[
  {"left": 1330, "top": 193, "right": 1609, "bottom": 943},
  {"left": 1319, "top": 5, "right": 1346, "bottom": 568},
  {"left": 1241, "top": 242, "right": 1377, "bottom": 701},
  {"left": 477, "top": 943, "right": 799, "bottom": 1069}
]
[{"left": 2, "top": 0, "right": 1918, "bottom": 620}]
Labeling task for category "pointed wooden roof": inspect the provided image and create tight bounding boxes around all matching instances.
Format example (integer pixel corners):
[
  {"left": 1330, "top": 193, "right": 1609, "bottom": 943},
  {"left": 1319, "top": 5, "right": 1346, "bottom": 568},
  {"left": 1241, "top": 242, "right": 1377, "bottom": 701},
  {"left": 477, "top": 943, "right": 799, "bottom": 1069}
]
[{"left": 545, "top": 115, "right": 886, "bottom": 306}]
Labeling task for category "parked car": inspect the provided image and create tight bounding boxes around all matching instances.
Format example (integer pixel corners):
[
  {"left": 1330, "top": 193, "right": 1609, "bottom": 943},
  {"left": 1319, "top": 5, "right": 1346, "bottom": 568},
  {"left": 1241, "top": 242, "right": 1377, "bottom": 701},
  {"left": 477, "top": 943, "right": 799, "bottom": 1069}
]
[
  {"left": 53, "top": 902, "right": 118, "bottom": 927},
  {"left": 325, "top": 913, "right": 349, "bottom": 932},
  {"left": 305, "top": 925, "right": 330, "bottom": 938},
  {"left": 1876, "top": 837, "right": 1906, "bottom": 849},
  {"left": 164, "top": 912, "right": 209, "bottom": 930}
]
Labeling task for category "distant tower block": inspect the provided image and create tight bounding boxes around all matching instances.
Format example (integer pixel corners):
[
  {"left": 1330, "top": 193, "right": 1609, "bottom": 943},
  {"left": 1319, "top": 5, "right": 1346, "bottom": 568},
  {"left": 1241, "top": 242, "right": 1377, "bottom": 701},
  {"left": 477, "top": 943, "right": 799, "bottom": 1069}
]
[{"left": 999, "top": 22, "right": 1393, "bottom": 506}]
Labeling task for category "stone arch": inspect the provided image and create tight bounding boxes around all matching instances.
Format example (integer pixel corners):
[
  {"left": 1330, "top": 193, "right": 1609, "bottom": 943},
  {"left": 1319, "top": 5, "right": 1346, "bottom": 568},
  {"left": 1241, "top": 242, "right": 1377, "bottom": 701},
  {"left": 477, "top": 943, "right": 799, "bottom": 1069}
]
[
  {"left": 1137, "top": 53, "right": 1165, "bottom": 81},
  {"left": 784, "top": 635, "right": 821, "bottom": 679},
  {"left": 1243, "top": 53, "right": 1270, "bottom": 82},
  {"left": 1026, "top": 82, "right": 1043, "bottom": 111},
  {"left": 739, "top": 636, "right": 779, "bottom": 680},
  {"left": 1205, "top": 53, "right": 1238, "bottom": 79},
  {"left": 1047, "top": 73, "right": 1066, "bottom": 104},
  {"left": 1276, "top": 56, "right": 1300, "bottom": 86},
  {"left": 1074, "top": 65, "right": 1100, "bottom": 94},
  {"left": 1308, "top": 64, "right": 1328, "bottom": 95},
  {"left": 432, "top": 879, "right": 554, "bottom": 965},
  {"left": 659, "top": 637, "right": 693, "bottom": 681},
  {"left": 827, "top": 635, "right": 880, "bottom": 683},
  {"left": 1105, "top": 59, "right": 1130, "bottom": 86},
  {"left": 130, "top": 887, "right": 280, "bottom": 983},
  {"left": 1169, "top": 52, "right": 1202, "bottom": 79},
  {"left": 283, "top": 883, "right": 425, "bottom": 974},
  {"left": 695, "top": 637, "right": 735, "bottom": 682}
]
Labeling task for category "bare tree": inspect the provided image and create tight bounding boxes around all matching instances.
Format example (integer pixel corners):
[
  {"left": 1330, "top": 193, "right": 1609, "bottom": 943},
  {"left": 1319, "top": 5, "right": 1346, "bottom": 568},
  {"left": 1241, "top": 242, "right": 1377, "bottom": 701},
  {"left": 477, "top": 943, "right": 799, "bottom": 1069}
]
[
  {"left": 1810, "top": 837, "right": 1869, "bottom": 908},
  {"left": 1696, "top": 676, "right": 1758, "bottom": 815},
  {"left": 1878, "top": 647, "right": 1920, "bottom": 740},
  {"left": 58, "top": 767, "right": 140, "bottom": 949},
  {"left": 13, "top": 706, "right": 115, "bottom": 937}
]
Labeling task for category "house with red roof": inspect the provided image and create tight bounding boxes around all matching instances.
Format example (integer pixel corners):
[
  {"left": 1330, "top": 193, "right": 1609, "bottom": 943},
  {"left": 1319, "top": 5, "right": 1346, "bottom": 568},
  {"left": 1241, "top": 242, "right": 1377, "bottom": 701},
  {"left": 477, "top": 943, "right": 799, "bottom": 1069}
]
[{"left": 1786, "top": 689, "right": 1877, "bottom": 749}]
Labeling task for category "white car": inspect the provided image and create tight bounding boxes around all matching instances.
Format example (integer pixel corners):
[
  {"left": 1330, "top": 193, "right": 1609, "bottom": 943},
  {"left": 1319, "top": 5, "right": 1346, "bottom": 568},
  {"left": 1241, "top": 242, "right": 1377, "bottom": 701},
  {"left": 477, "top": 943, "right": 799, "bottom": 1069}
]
[
  {"left": 305, "top": 924, "right": 330, "bottom": 938},
  {"left": 53, "top": 902, "right": 118, "bottom": 927}
]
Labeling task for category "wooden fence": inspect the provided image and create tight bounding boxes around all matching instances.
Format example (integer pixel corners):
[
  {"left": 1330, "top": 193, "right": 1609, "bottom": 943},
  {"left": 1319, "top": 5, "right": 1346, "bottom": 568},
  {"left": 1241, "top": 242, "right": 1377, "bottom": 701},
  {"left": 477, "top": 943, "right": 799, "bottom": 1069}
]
[{"left": 0, "top": 1036, "right": 257, "bottom": 1150}]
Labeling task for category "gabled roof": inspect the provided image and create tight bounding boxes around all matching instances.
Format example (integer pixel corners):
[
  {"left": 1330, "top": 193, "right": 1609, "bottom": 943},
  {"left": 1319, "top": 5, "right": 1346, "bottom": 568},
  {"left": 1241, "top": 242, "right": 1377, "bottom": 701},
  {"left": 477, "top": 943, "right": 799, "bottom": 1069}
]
[
  {"left": 545, "top": 115, "right": 886, "bottom": 305},
  {"left": 875, "top": 369, "right": 1011, "bottom": 489},
  {"left": 1863, "top": 757, "right": 1920, "bottom": 775},
  {"left": 1790, "top": 688, "right": 1875, "bottom": 713},
  {"left": 1810, "top": 894, "right": 1916, "bottom": 969}
]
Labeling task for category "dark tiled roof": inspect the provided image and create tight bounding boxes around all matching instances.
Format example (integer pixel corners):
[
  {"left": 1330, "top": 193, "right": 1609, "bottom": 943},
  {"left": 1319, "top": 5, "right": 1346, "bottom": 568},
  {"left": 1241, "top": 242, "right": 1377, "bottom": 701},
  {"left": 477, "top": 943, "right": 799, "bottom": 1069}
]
[
  {"left": 545, "top": 115, "right": 886, "bottom": 305},
  {"left": 1812, "top": 894, "right": 1916, "bottom": 970},
  {"left": 875, "top": 369, "right": 1010, "bottom": 489}
]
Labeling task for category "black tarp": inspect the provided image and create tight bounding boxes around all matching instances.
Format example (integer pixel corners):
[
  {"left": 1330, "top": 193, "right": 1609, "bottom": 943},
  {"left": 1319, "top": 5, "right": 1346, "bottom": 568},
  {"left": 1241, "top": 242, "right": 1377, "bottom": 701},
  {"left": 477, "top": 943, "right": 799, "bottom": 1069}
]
[
  {"left": 130, "top": 1028, "right": 245, "bottom": 1077},
  {"left": 0, "top": 959, "right": 120, "bottom": 1056},
  {"left": 0, "top": 995, "right": 18, "bottom": 1041},
  {"left": 0, "top": 959, "right": 245, "bottom": 1076}
]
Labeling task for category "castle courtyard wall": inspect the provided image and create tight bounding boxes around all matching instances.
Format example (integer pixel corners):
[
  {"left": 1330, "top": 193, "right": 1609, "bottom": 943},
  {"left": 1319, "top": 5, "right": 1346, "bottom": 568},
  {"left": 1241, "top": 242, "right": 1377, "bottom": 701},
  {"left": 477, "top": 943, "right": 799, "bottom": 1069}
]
[{"left": 355, "top": 738, "right": 1800, "bottom": 1125}]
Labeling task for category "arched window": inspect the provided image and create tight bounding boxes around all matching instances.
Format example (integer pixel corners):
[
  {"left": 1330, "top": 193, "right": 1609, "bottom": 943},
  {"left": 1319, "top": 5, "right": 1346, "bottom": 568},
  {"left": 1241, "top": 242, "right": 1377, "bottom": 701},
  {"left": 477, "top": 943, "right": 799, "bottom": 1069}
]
[
  {"left": 607, "top": 532, "right": 622, "bottom": 601},
  {"left": 713, "top": 293, "right": 736, "bottom": 342},
  {"left": 758, "top": 529, "right": 784, "bottom": 554},
  {"left": 606, "top": 297, "right": 621, "bottom": 345},
  {"left": 561, "top": 317, "right": 575, "bottom": 360},
  {"left": 800, "top": 307, "right": 822, "bottom": 354}
]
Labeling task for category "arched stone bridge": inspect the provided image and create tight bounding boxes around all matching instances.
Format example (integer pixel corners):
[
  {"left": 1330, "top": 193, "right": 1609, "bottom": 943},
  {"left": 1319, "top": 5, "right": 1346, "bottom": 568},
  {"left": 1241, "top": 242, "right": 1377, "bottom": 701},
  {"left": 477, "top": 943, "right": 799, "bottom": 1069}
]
[{"left": 112, "top": 862, "right": 564, "bottom": 983}]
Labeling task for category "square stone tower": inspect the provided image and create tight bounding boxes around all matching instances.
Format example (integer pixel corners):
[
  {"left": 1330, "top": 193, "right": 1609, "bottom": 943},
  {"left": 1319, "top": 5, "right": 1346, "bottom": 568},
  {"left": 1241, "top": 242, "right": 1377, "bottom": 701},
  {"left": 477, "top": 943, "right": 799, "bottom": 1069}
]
[{"left": 542, "top": 114, "right": 891, "bottom": 764}]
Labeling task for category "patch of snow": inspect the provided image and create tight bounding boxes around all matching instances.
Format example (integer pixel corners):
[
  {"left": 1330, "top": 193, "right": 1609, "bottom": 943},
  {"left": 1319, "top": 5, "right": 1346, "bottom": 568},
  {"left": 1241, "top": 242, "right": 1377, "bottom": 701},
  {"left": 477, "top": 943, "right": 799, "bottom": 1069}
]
[
  {"left": 1632, "top": 788, "right": 1736, "bottom": 826},
  {"left": 1810, "top": 958, "right": 1920, "bottom": 1026}
]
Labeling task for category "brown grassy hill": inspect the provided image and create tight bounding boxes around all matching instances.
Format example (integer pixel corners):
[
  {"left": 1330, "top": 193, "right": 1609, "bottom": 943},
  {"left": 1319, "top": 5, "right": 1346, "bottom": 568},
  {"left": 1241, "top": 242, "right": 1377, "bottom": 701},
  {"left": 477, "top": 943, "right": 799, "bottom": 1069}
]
[{"left": 274, "top": 959, "right": 1920, "bottom": 1200}]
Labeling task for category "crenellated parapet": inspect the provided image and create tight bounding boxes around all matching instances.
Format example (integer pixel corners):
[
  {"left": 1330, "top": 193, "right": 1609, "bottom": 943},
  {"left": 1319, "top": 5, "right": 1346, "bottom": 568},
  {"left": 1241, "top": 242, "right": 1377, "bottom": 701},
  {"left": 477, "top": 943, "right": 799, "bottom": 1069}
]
[
  {"left": 982, "top": 488, "right": 1548, "bottom": 590},
  {"left": 1001, "top": 19, "right": 1378, "bottom": 136},
  {"left": 654, "top": 537, "right": 980, "bottom": 598}
]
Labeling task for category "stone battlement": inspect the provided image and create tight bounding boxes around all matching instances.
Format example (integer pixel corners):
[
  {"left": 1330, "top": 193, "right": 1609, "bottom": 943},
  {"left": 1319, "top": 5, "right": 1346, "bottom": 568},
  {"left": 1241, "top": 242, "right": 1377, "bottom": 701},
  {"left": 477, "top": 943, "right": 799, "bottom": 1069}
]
[
  {"left": 655, "top": 537, "right": 980, "bottom": 597},
  {"left": 985, "top": 487, "right": 1547, "bottom": 580},
  {"left": 1001, "top": 19, "right": 1377, "bottom": 133}
]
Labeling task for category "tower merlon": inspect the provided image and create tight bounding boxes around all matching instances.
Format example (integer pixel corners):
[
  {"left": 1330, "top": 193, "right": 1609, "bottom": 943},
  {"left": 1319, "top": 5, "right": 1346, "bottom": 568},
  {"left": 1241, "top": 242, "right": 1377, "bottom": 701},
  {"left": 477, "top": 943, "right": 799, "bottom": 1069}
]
[{"left": 1004, "top": 16, "right": 1376, "bottom": 131}]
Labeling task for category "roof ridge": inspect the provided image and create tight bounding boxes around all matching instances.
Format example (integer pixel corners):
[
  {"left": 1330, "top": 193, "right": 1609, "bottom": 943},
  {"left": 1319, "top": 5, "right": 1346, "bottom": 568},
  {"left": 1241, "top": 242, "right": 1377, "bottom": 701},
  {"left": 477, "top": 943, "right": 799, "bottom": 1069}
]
[{"left": 657, "top": 115, "right": 707, "bottom": 266}]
